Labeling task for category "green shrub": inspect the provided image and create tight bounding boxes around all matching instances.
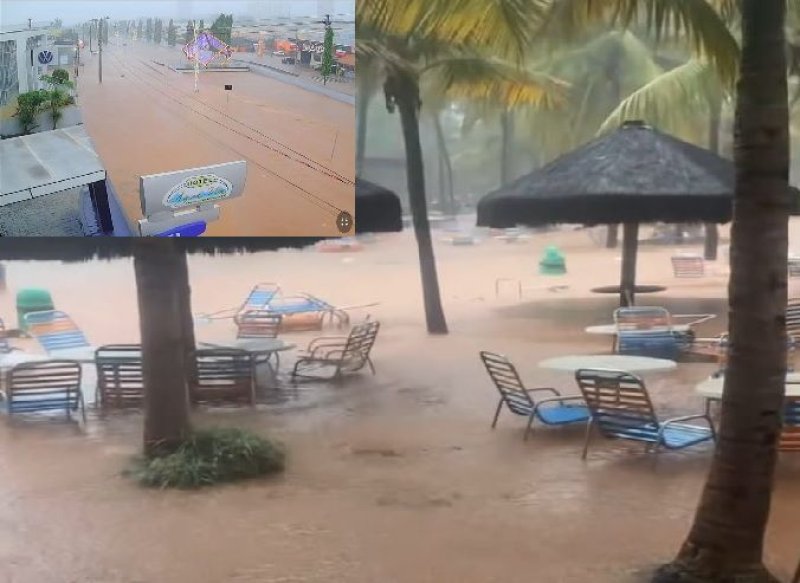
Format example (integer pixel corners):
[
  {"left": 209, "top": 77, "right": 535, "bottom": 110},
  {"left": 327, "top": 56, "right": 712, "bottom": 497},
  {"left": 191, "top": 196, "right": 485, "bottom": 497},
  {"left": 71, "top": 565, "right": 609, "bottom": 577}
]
[
  {"left": 14, "top": 90, "right": 48, "bottom": 135},
  {"left": 126, "top": 427, "right": 286, "bottom": 489}
]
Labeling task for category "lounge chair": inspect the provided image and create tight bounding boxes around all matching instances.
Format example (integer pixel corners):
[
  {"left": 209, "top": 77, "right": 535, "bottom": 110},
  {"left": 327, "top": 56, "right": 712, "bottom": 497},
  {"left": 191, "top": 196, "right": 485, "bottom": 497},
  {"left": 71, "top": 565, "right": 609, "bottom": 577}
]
[
  {"left": 23, "top": 310, "right": 90, "bottom": 353},
  {"left": 95, "top": 344, "right": 143, "bottom": 410},
  {"left": 235, "top": 310, "right": 282, "bottom": 339},
  {"left": 575, "top": 368, "right": 715, "bottom": 459},
  {"left": 191, "top": 348, "right": 255, "bottom": 406},
  {"left": 6, "top": 360, "right": 85, "bottom": 423},
  {"left": 291, "top": 320, "right": 379, "bottom": 381},
  {"left": 789, "top": 256, "right": 800, "bottom": 278},
  {"left": 266, "top": 293, "right": 350, "bottom": 329},
  {"left": 238, "top": 283, "right": 281, "bottom": 314},
  {"left": 671, "top": 254, "right": 705, "bottom": 278},
  {"left": 479, "top": 351, "right": 590, "bottom": 440}
]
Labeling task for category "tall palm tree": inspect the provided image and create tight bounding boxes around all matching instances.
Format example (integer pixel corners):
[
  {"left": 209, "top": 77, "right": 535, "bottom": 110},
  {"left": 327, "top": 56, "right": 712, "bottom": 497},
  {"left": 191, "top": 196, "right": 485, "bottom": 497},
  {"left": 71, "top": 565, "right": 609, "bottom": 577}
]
[
  {"left": 359, "top": 0, "right": 566, "bottom": 334},
  {"left": 654, "top": 0, "right": 789, "bottom": 580}
]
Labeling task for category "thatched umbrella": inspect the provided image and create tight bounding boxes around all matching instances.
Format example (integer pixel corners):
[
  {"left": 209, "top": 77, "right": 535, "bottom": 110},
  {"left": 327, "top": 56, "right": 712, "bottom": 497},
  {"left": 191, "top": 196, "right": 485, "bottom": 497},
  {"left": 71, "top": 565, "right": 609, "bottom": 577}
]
[
  {"left": 477, "top": 120, "right": 736, "bottom": 306},
  {"left": 355, "top": 178, "right": 403, "bottom": 233}
]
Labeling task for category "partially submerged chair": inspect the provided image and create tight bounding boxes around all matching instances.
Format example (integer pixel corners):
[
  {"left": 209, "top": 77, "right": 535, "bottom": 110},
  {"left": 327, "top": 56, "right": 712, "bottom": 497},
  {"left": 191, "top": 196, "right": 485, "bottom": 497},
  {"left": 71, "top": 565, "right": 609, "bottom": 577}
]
[
  {"left": 23, "top": 310, "right": 90, "bottom": 353},
  {"left": 480, "top": 351, "right": 590, "bottom": 440},
  {"left": 6, "top": 360, "right": 85, "bottom": 423},
  {"left": 267, "top": 293, "right": 350, "bottom": 330},
  {"left": 235, "top": 310, "right": 282, "bottom": 339},
  {"left": 575, "top": 368, "right": 715, "bottom": 458},
  {"left": 191, "top": 348, "right": 255, "bottom": 406},
  {"left": 238, "top": 283, "right": 281, "bottom": 315},
  {"left": 291, "top": 320, "right": 379, "bottom": 381},
  {"left": 95, "top": 344, "right": 143, "bottom": 410},
  {"left": 779, "top": 396, "right": 800, "bottom": 453},
  {"left": 614, "top": 307, "right": 683, "bottom": 360},
  {"left": 671, "top": 254, "right": 705, "bottom": 278}
]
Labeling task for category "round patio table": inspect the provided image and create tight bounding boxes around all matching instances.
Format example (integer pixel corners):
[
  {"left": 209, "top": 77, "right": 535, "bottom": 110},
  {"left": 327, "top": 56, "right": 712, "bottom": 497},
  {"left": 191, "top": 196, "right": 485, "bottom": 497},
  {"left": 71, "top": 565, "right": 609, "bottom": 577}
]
[
  {"left": 538, "top": 354, "right": 677, "bottom": 373},
  {"left": 199, "top": 338, "right": 296, "bottom": 355},
  {"left": 696, "top": 373, "right": 800, "bottom": 400},
  {"left": 590, "top": 284, "right": 667, "bottom": 295}
]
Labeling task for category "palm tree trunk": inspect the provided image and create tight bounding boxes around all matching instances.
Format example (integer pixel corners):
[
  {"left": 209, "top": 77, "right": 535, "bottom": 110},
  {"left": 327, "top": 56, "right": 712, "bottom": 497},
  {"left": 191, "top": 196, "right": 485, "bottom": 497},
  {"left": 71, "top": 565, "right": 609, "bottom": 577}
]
[
  {"left": 386, "top": 71, "right": 448, "bottom": 334},
  {"left": 134, "top": 239, "right": 192, "bottom": 457},
  {"left": 433, "top": 113, "right": 456, "bottom": 215},
  {"left": 500, "top": 110, "right": 514, "bottom": 185},
  {"left": 356, "top": 84, "right": 372, "bottom": 176},
  {"left": 654, "top": 1, "right": 789, "bottom": 581},
  {"left": 176, "top": 251, "right": 198, "bottom": 390},
  {"left": 704, "top": 98, "right": 723, "bottom": 260}
]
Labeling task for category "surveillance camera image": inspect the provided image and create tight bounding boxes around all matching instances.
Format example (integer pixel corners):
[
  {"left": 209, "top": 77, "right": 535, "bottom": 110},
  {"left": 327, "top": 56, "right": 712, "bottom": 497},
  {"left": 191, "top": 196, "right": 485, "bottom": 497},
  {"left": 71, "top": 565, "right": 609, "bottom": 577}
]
[{"left": 0, "top": 0, "right": 354, "bottom": 237}]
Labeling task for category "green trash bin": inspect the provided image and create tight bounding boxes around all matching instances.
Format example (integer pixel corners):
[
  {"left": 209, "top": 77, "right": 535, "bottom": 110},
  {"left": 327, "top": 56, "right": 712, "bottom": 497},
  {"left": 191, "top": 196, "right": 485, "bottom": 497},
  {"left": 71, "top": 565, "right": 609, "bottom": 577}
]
[
  {"left": 539, "top": 246, "right": 566, "bottom": 276},
  {"left": 17, "top": 288, "right": 54, "bottom": 332}
]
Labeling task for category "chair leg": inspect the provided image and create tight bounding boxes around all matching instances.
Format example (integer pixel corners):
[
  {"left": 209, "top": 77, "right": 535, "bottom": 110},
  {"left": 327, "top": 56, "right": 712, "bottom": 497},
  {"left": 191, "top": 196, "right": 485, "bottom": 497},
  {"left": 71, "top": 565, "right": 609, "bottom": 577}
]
[
  {"left": 581, "top": 419, "right": 595, "bottom": 460},
  {"left": 523, "top": 413, "right": 536, "bottom": 441},
  {"left": 80, "top": 394, "right": 87, "bottom": 425},
  {"left": 490, "top": 399, "right": 503, "bottom": 429}
]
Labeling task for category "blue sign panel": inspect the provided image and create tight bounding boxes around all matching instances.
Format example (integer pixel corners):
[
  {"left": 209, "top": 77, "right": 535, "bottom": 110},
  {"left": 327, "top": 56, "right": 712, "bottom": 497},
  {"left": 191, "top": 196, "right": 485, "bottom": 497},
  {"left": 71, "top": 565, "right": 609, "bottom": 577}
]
[
  {"left": 154, "top": 221, "right": 207, "bottom": 237},
  {"left": 37, "top": 50, "right": 53, "bottom": 65}
]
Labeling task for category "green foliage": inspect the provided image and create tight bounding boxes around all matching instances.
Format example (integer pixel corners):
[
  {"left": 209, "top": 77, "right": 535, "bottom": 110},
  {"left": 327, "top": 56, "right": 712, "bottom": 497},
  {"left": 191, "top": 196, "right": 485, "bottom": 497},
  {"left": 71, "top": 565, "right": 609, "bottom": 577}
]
[
  {"left": 146, "top": 18, "right": 153, "bottom": 41},
  {"left": 48, "top": 68, "right": 71, "bottom": 87},
  {"left": 154, "top": 19, "right": 163, "bottom": 44},
  {"left": 167, "top": 19, "right": 177, "bottom": 46},
  {"left": 14, "top": 90, "right": 48, "bottom": 135},
  {"left": 137, "top": 19, "right": 143, "bottom": 39},
  {"left": 321, "top": 25, "right": 335, "bottom": 84},
  {"left": 185, "top": 20, "right": 195, "bottom": 44},
  {"left": 126, "top": 427, "right": 286, "bottom": 489},
  {"left": 210, "top": 14, "right": 233, "bottom": 45}
]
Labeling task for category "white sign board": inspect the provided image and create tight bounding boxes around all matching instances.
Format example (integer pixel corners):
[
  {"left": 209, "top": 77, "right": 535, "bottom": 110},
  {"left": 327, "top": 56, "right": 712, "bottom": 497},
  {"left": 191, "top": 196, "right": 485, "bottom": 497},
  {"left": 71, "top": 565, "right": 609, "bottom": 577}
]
[{"left": 139, "top": 160, "right": 246, "bottom": 218}]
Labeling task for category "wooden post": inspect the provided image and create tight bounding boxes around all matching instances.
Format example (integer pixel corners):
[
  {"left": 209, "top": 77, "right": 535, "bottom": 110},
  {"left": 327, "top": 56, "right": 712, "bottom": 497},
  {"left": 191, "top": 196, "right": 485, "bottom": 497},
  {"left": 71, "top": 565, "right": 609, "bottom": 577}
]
[{"left": 620, "top": 222, "right": 639, "bottom": 307}]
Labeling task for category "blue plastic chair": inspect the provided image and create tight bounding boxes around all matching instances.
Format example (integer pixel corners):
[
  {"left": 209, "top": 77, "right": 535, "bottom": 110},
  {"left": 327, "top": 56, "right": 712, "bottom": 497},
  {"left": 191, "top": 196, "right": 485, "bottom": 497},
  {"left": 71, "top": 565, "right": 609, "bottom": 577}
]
[
  {"left": 23, "top": 310, "right": 90, "bottom": 353},
  {"left": 480, "top": 351, "right": 590, "bottom": 440},
  {"left": 575, "top": 368, "right": 715, "bottom": 458},
  {"left": 614, "top": 306, "right": 683, "bottom": 360},
  {"left": 240, "top": 283, "right": 281, "bottom": 313},
  {"left": 6, "top": 360, "right": 85, "bottom": 423}
]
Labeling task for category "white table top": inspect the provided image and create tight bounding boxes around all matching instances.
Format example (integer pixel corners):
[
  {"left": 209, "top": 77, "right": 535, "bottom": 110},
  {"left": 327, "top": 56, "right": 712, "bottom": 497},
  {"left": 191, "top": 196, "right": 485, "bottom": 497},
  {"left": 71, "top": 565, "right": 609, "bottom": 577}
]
[
  {"left": 696, "top": 373, "right": 800, "bottom": 399},
  {"left": 200, "top": 338, "right": 296, "bottom": 353},
  {"left": 585, "top": 324, "right": 691, "bottom": 335},
  {"left": 538, "top": 354, "right": 678, "bottom": 373},
  {"left": 0, "top": 352, "right": 49, "bottom": 367},
  {"left": 47, "top": 346, "right": 98, "bottom": 362}
]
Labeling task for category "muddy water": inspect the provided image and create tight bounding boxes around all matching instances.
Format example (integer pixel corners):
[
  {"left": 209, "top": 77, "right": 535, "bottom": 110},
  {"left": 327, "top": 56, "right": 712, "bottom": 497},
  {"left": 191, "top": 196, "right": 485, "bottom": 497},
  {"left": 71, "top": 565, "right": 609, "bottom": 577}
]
[
  {"left": 77, "top": 41, "right": 354, "bottom": 236},
  {"left": 0, "top": 225, "right": 799, "bottom": 582}
]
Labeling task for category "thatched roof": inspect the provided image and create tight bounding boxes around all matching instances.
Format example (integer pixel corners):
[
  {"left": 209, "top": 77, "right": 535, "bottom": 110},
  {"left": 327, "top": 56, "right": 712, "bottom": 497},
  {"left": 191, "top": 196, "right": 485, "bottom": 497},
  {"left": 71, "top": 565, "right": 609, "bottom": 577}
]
[
  {"left": 355, "top": 178, "right": 403, "bottom": 233},
  {"left": 477, "top": 121, "right": 735, "bottom": 228},
  {"left": 0, "top": 182, "right": 402, "bottom": 262}
]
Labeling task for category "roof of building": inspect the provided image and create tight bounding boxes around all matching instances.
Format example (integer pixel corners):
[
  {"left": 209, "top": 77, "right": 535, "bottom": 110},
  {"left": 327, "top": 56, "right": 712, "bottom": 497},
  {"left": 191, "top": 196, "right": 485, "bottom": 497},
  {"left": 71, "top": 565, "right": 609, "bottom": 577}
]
[{"left": 0, "top": 125, "right": 106, "bottom": 206}]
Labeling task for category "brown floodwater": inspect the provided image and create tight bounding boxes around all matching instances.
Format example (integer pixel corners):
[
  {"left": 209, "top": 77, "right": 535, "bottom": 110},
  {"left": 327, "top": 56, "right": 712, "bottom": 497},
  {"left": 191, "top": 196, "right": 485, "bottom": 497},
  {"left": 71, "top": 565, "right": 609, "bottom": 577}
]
[
  {"left": 0, "top": 224, "right": 799, "bottom": 582},
  {"left": 76, "top": 41, "right": 354, "bottom": 236}
]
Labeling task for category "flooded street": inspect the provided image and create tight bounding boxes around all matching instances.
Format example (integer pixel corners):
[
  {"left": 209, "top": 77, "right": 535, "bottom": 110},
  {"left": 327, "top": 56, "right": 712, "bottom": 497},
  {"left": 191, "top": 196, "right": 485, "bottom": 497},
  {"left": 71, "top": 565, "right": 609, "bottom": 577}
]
[
  {"left": 76, "top": 41, "right": 354, "bottom": 236},
  {"left": 1, "top": 224, "right": 799, "bottom": 582}
]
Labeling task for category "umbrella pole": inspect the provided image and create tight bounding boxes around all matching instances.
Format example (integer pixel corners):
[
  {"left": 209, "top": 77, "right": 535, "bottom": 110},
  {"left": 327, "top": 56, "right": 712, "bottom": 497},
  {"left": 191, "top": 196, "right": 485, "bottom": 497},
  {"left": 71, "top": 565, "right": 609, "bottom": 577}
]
[{"left": 620, "top": 222, "right": 639, "bottom": 307}]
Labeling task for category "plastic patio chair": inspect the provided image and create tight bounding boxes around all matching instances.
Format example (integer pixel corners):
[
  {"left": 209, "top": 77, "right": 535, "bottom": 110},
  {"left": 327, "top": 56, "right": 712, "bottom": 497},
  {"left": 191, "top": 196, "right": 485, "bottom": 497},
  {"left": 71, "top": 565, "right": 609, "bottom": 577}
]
[
  {"left": 23, "top": 310, "right": 90, "bottom": 353},
  {"left": 291, "top": 320, "right": 379, "bottom": 381},
  {"left": 479, "top": 351, "right": 590, "bottom": 440},
  {"left": 6, "top": 360, "right": 85, "bottom": 423},
  {"left": 191, "top": 348, "right": 256, "bottom": 406},
  {"left": 95, "top": 344, "right": 143, "bottom": 410},
  {"left": 238, "top": 283, "right": 281, "bottom": 314},
  {"left": 575, "top": 368, "right": 715, "bottom": 459},
  {"left": 671, "top": 254, "right": 705, "bottom": 278}
]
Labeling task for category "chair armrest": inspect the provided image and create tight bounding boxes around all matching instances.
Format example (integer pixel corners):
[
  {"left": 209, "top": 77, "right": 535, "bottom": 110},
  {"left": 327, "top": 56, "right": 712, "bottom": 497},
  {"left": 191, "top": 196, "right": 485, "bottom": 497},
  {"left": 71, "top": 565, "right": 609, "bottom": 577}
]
[
  {"left": 524, "top": 387, "right": 561, "bottom": 398},
  {"left": 660, "top": 413, "right": 714, "bottom": 428},
  {"left": 532, "top": 395, "right": 586, "bottom": 413},
  {"left": 307, "top": 336, "right": 348, "bottom": 350},
  {"left": 672, "top": 314, "right": 717, "bottom": 326}
]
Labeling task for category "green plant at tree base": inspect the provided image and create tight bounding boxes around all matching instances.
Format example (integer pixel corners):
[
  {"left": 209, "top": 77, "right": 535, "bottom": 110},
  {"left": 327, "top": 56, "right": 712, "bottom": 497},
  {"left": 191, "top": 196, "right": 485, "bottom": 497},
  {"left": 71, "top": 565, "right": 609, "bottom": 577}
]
[
  {"left": 13, "top": 90, "right": 48, "bottom": 135},
  {"left": 125, "top": 427, "right": 286, "bottom": 489},
  {"left": 321, "top": 24, "right": 334, "bottom": 85}
]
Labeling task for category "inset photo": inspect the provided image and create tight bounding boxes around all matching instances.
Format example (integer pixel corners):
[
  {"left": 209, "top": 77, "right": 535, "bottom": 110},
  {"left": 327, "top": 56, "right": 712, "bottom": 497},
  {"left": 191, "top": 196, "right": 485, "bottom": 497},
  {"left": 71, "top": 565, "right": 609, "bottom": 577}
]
[{"left": 0, "top": 1, "right": 354, "bottom": 236}]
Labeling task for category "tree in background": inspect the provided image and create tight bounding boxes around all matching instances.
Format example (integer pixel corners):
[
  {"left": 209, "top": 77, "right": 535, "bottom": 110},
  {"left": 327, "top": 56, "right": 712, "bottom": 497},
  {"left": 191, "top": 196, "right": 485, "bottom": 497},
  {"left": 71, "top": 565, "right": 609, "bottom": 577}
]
[
  {"left": 154, "top": 19, "right": 163, "bottom": 44},
  {"left": 320, "top": 15, "right": 334, "bottom": 85},
  {"left": 185, "top": 20, "right": 195, "bottom": 44},
  {"left": 101, "top": 18, "right": 108, "bottom": 45},
  {"left": 199, "top": 19, "right": 205, "bottom": 33},
  {"left": 210, "top": 14, "right": 233, "bottom": 45},
  {"left": 137, "top": 19, "right": 143, "bottom": 40},
  {"left": 167, "top": 19, "right": 177, "bottom": 47},
  {"left": 145, "top": 18, "right": 153, "bottom": 41}
]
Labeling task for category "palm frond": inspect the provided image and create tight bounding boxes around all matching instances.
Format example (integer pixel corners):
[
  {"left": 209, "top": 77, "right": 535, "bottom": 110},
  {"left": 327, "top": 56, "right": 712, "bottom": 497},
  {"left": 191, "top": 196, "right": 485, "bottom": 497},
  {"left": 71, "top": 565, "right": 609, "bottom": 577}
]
[
  {"left": 541, "top": 0, "right": 739, "bottom": 85},
  {"left": 598, "top": 59, "right": 724, "bottom": 134},
  {"left": 423, "top": 57, "right": 569, "bottom": 109}
]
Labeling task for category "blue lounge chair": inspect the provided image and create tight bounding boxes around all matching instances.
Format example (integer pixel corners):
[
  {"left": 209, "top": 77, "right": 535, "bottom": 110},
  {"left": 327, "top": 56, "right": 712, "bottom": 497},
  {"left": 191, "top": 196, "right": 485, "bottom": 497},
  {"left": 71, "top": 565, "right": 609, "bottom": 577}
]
[
  {"left": 266, "top": 293, "right": 349, "bottom": 328},
  {"left": 6, "top": 360, "right": 85, "bottom": 423},
  {"left": 239, "top": 283, "right": 281, "bottom": 314},
  {"left": 575, "top": 368, "right": 715, "bottom": 459},
  {"left": 23, "top": 310, "right": 90, "bottom": 353},
  {"left": 480, "top": 351, "right": 590, "bottom": 440}
]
